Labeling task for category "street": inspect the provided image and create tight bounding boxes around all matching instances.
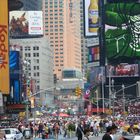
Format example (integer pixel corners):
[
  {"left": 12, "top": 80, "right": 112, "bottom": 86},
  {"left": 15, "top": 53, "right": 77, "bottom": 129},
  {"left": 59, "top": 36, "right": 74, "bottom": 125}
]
[
  {"left": 26, "top": 134, "right": 104, "bottom": 140},
  {"left": 24, "top": 133, "right": 122, "bottom": 140}
]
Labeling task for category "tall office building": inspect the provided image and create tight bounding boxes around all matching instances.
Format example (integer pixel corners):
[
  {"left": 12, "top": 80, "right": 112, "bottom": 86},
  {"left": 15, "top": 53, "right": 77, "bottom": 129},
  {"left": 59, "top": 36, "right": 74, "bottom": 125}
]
[
  {"left": 10, "top": 37, "right": 54, "bottom": 106},
  {"left": 80, "top": 0, "right": 99, "bottom": 71},
  {"left": 43, "top": 0, "right": 81, "bottom": 79},
  {"left": 20, "top": 0, "right": 42, "bottom": 10}
]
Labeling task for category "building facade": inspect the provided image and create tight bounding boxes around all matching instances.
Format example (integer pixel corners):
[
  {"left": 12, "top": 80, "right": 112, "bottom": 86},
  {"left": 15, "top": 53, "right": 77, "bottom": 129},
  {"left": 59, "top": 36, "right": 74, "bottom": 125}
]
[
  {"left": 10, "top": 37, "right": 54, "bottom": 105},
  {"left": 20, "top": 0, "right": 42, "bottom": 10},
  {"left": 43, "top": 0, "right": 81, "bottom": 79}
]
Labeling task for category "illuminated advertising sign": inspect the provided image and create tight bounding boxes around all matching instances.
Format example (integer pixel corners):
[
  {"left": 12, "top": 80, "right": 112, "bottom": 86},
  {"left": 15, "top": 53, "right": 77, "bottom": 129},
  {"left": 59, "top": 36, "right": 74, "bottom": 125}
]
[
  {"left": 9, "top": 11, "right": 43, "bottom": 38},
  {"left": 84, "top": 0, "right": 99, "bottom": 37},
  {"left": 106, "top": 64, "right": 139, "bottom": 77},
  {"left": 10, "top": 51, "right": 20, "bottom": 79},
  {"left": 88, "top": 45, "right": 100, "bottom": 67},
  {"left": 10, "top": 51, "right": 21, "bottom": 102},
  {"left": 89, "top": 66, "right": 105, "bottom": 84},
  {"left": 105, "top": 1, "right": 140, "bottom": 63},
  {"left": 0, "top": 0, "right": 9, "bottom": 94}
]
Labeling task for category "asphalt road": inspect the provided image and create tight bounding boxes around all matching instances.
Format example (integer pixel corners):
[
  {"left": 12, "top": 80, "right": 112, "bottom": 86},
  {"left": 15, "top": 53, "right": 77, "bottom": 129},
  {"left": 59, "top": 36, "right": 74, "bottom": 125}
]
[
  {"left": 24, "top": 133, "right": 104, "bottom": 140},
  {"left": 24, "top": 133, "right": 122, "bottom": 140}
]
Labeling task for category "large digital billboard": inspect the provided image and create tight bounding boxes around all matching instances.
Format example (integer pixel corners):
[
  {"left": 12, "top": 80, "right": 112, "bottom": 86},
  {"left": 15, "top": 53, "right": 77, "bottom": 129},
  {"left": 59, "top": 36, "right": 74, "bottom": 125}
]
[
  {"left": 105, "top": 1, "right": 140, "bottom": 63},
  {"left": 9, "top": 11, "right": 43, "bottom": 38},
  {"left": 89, "top": 66, "right": 105, "bottom": 84},
  {"left": 0, "top": 0, "right": 9, "bottom": 94},
  {"left": 9, "top": 51, "right": 20, "bottom": 79},
  {"left": 84, "top": 0, "right": 99, "bottom": 37},
  {"left": 106, "top": 64, "right": 139, "bottom": 77},
  {"left": 10, "top": 51, "right": 21, "bottom": 102},
  {"left": 88, "top": 45, "right": 100, "bottom": 67}
]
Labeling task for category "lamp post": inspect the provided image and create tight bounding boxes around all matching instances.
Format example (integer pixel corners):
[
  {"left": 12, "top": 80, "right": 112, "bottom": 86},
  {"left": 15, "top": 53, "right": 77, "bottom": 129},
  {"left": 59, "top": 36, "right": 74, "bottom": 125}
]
[
  {"left": 101, "top": 67, "right": 105, "bottom": 113},
  {"left": 22, "top": 59, "right": 31, "bottom": 123},
  {"left": 109, "top": 66, "right": 112, "bottom": 109},
  {"left": 122, "top": 84, "right": 125, "bottom": 114},
  {"left": 111, "top": 79, "right": 115, "bottom": 116}
]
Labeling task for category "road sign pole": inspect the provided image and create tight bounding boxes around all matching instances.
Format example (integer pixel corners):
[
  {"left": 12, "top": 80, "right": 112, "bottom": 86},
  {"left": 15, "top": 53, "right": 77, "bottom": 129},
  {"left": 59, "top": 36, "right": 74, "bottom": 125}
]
[{"left": 26, "top": 104, "right": 29, "bottom": 123}]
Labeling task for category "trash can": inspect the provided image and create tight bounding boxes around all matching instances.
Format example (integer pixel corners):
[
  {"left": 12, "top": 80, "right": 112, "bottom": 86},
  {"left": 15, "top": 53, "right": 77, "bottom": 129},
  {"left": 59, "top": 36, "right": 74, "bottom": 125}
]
[{"left": 23, "top": 128, "right": 31, "bottom": 139}]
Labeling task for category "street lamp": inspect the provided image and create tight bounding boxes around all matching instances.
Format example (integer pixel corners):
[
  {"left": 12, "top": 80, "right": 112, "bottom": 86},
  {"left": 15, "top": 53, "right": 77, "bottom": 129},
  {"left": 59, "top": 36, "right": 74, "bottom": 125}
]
[
  {"left": 22, "top": 59, "right": 31, "bottom": 123},
  {"left": 109, "top": 66, "right": 113, "bottom": 109},
  {"left": 122, "top": 84, "right": 125, "bottom": 114}
]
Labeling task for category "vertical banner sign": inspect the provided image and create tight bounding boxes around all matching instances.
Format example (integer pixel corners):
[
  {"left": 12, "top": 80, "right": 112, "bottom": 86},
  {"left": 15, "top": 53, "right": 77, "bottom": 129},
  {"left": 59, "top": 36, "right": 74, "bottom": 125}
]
[{"left": 0, "top": 0, "right": 9, "bottom": 94}]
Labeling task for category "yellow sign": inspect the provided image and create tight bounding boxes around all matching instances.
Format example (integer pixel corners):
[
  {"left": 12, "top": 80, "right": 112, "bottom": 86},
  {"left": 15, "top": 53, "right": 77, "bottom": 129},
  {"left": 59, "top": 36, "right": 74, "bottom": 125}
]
[
  {"left": 0, "top": 0, "right": 9, "bottom": 94},
  {"left": 19, "top": 112, "right": 25, "bottom": 117},
  {"left": 30, "top": 96, "right": 35, "bottom": 108}
]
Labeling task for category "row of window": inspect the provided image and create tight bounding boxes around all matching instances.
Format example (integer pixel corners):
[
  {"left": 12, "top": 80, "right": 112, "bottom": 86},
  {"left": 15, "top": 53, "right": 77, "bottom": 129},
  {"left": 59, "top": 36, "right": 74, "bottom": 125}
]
[
  {"left": 55, "top": 64, "right": 64, "bottom": 67},
  {"left": 22, "top": 46, "right": 39, "bottom": 51},
  {"left": 25, "top": 53, "right": 39, "bottom": 57},
  {"left": 45, "top": 21, "right": 63, "bottom": 24},
  {"left": 45, "top": 29, "right": 64, "bottom": 32}
]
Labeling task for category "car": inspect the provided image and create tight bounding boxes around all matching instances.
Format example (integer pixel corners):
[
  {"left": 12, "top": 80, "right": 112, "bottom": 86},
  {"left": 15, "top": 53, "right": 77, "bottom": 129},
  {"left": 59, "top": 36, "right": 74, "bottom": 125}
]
[
  {"left": 1, "top": 128, "right": 23, "bottom": 140},
  {"left": 121, "top": 135, "right": 140, "bottom": 140}
]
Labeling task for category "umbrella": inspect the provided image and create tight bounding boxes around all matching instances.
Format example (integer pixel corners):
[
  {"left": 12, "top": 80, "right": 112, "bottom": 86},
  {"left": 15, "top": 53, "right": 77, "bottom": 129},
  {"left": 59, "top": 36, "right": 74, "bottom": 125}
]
[{"left": 59, "top": 113, "right": 69, "bottom": 117}]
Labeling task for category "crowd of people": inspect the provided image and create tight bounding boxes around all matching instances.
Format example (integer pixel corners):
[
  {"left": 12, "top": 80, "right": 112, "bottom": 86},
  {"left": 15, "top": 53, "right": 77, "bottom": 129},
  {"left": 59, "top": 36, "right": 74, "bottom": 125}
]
[{"left": 0, "top": 115, "right": 133, "bottom": 140}]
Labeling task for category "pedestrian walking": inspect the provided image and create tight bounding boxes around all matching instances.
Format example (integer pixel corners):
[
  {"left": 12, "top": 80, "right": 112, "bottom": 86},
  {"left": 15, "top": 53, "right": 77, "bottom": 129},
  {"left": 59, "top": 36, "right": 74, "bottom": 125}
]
[{"left": 76, "top": 123, "right": 84, "bottom": 140}]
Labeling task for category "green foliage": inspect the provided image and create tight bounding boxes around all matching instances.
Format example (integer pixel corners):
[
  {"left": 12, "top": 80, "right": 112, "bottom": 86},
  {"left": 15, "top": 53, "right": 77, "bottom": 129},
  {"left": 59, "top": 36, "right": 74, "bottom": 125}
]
[{"left": 68, "top": 123, "right": 75, "bottom": 131}]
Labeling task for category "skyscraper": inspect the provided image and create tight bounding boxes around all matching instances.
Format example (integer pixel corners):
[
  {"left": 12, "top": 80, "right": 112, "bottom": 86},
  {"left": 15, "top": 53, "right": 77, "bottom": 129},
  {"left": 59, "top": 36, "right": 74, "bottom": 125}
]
[
  {"left": 20, "top": 0, "right": 42, "bottom": 10},
  {"left": 43, "top": 0, "right": 81, "bottom": 79}
]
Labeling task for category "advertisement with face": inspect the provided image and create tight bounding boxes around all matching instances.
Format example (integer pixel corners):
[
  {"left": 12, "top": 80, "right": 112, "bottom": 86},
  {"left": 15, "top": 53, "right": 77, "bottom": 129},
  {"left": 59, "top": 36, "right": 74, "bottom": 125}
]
[
  {"left": 84, "top": 0, "right": 99, "bottom": 37},
  {"left": 9, "top": 11, "right": 43, "bottom": 38},
  {"left": 105, "top": 1, "right": 140, "bottom": 63}
]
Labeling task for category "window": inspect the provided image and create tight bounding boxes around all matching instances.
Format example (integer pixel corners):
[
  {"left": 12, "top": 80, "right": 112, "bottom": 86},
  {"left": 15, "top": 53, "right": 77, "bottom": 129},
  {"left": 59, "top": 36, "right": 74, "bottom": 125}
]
[
  {"left": 33, "top": 46, "right": 39, "bottom": 50},
  {"left": 33, "top": 53, "right": 39, "bottom": 57},
  {"left": 37, "top": 72, "right": 40, "bottom": 76},
  {"left": 36, "top": 59, "right": 39, "bottom": 63}
]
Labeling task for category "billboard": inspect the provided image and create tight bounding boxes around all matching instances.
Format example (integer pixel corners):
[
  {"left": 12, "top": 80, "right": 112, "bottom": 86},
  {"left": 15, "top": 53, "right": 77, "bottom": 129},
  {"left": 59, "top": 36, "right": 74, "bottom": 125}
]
[
  {"left": 9, "top": 11, "right": 43, "bottom": 38},
  {"left": 9, "top": 51, "right": 20, "bottom": 79},
  {"left": 84, "top": 0, "right": 99, "bottom": 37},
  {"left": 106, "top": 64, "right": 139, "bottom": 77},
  {"left": 105, "top": 1, "right": 140, "bottom": 63},
  {"left": 89, "top": 66, "right": 105, "bottom": 84},
  {"left": 0, "top": 0, "right": 9, "bottom": 94},
  {"left": 88, "top": 45, "right": 100, "bottom": 67}
]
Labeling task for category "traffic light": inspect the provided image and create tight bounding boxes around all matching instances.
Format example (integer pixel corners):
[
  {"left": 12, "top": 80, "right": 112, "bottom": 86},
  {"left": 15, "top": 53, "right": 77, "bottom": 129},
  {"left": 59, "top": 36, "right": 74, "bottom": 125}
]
[
  {"left": 75, "top": 87, "right": 82, "bottom": 96},
  {"left": 27, "top": 87, "right": 30, "bottom": 96}
]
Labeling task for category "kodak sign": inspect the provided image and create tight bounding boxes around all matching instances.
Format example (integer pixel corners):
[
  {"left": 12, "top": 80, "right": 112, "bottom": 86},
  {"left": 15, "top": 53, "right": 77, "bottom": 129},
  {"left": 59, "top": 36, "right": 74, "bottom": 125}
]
[{"left": 0, "top": 0, "right": 9, "bottom": 94}]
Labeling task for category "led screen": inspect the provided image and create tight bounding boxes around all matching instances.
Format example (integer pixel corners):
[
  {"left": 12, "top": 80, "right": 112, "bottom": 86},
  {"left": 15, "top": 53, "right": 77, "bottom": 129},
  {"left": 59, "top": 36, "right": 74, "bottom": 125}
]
[
  {"left": 106, "top": 64, "right": 139, "bottom": 77},
  {"left": 88, "top": 46, "right": 100, "bottom": 63},
  {"left": 105, "top": 1, "right": 140, "bottom": 63},
  {"left": 10, "top": 51, "right": 20, "bottom": 80},
  {"left": 89, "top": 66, "right": 105, "bottom": 84},
  {"left": 9, "top": 51, "right": 19, "bottom": 70}
]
